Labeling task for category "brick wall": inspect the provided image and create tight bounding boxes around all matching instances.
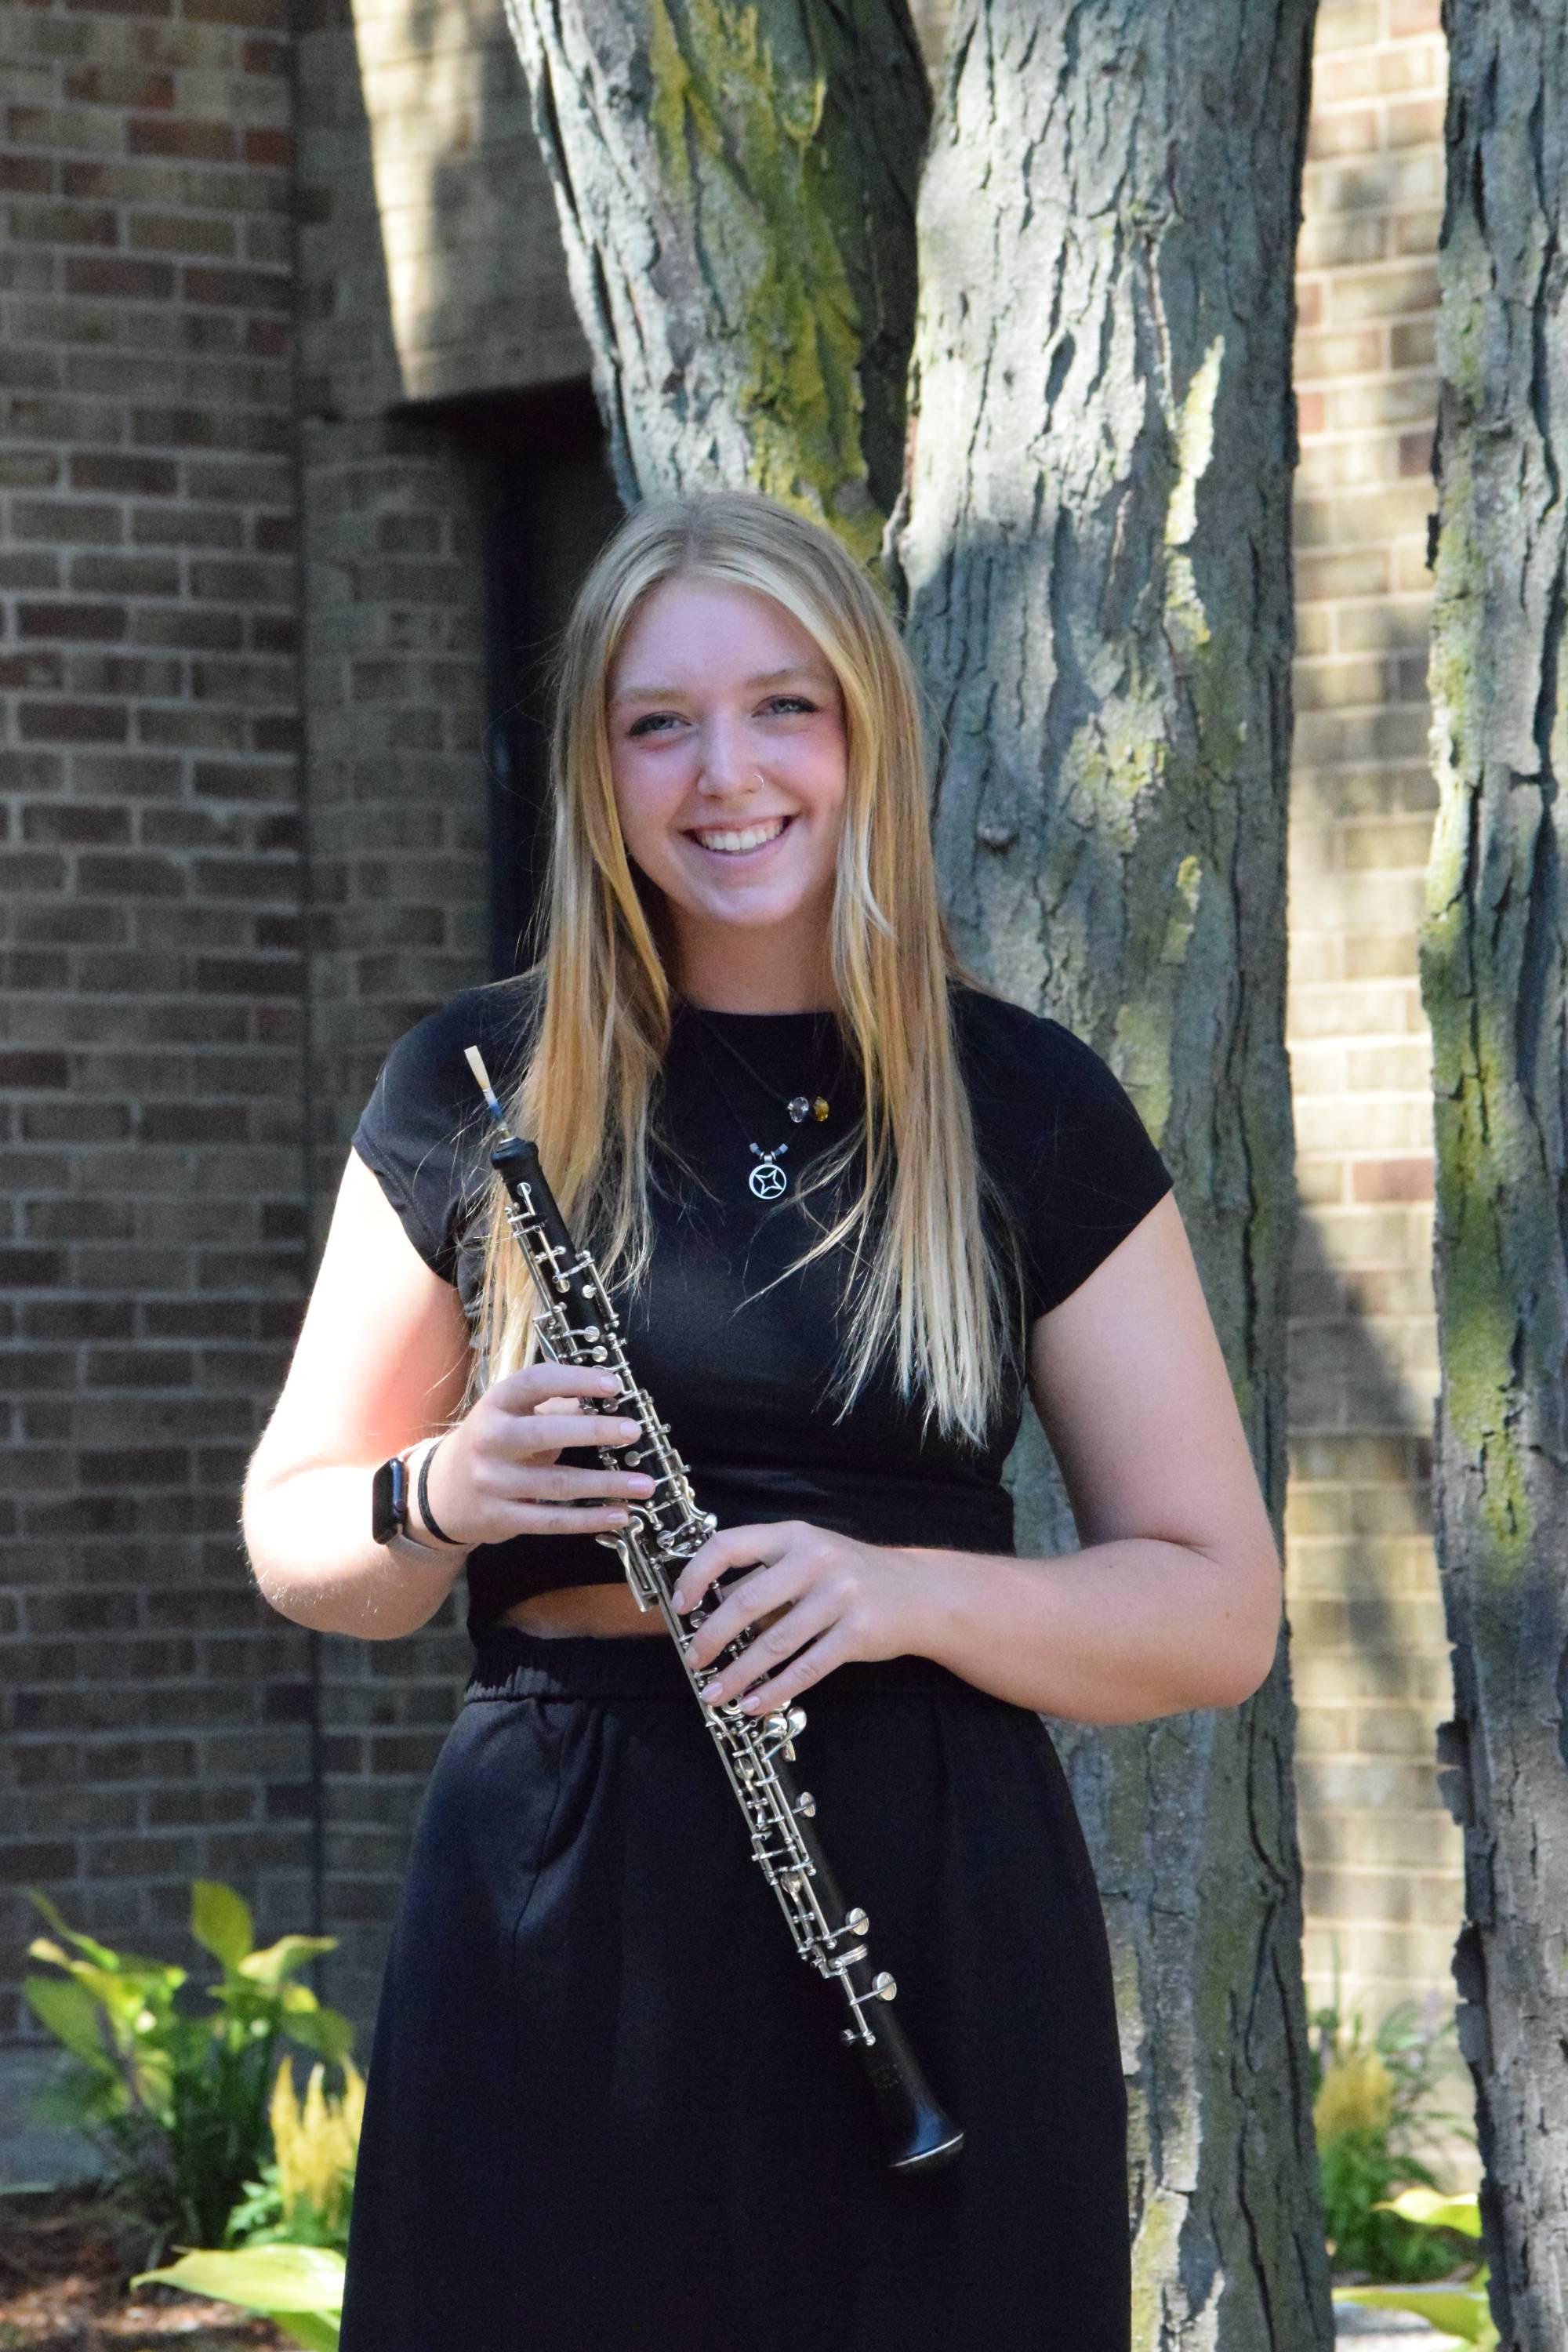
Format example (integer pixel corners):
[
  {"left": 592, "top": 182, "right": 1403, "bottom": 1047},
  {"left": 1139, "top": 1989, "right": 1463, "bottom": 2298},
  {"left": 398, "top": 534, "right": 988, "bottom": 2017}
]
[
  {"left": 1285, "top": 0, "right": 1461, "bottom": 2038},
  {"left": 0, "top": 0, "right": 310, "bottom": 2162},
  {"left": 299, "top": 410, "right": 492, "bottom": 2021},
  {"left": 290, "top": 0, "right": 597, "bottom": 2026}
]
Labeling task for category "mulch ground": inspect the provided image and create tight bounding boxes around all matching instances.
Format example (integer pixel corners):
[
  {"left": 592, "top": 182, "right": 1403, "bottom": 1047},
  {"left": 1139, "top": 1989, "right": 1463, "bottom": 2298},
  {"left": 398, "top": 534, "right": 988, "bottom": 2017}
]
[{"left": 0, "top": 2192, "right": 286, "bottom": 2352}]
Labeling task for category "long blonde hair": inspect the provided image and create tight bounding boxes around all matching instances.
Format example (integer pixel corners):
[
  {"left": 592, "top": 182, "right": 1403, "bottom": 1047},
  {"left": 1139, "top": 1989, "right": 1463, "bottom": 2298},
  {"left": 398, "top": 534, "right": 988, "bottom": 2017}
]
[{"left": 477, "top": 492, "right": 1020, "bottom": 1446}]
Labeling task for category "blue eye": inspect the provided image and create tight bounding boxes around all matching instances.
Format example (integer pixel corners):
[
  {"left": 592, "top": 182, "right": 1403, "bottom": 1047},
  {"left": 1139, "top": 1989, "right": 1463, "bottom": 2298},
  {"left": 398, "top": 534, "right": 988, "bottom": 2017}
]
[{"left": 626, "top": 712, "right": 680, "bottom": 739}]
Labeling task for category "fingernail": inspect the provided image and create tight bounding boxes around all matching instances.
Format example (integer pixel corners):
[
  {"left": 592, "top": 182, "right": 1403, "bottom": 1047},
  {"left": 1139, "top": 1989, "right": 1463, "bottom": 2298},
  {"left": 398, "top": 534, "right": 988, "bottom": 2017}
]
[
  {"left": 617, "top": 1419, "right": 641, "bottom": 1436},
  {"left": 607, "top": 1510, "right": 630, "bottom": 1525},
  {"left": 629, "top": 1475, "right": 655, "bottom": 1495}
]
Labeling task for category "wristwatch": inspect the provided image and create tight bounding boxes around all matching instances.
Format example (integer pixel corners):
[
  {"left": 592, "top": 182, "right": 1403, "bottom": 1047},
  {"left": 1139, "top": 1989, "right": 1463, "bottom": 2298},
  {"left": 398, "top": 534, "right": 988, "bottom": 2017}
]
[
  {"left": 371, "top": 1452, "right": 412, "bottom": 1548},
  {"left": 372, "top": 1440, "right": 465, "bottom": 1555}
]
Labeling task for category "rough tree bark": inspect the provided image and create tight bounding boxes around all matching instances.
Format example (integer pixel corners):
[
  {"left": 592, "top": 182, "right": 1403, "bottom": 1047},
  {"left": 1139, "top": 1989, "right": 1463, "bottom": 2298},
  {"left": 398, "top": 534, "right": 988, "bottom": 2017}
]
[
  {"left": 894, "top": 7, "right": 1330, "bottom": 2348},
  {"left": 505, "top": 0, "right": 931, "bottom": 556},
  {"left": 1423, "top": 5, "right": 1568, "bottom": 2344}
]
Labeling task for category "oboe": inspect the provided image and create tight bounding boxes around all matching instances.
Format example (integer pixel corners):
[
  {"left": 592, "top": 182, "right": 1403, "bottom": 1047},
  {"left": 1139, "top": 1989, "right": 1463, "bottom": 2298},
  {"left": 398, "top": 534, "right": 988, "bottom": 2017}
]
[{"left": 465, "top": 1048, "right": 963, "bottom": 2176}]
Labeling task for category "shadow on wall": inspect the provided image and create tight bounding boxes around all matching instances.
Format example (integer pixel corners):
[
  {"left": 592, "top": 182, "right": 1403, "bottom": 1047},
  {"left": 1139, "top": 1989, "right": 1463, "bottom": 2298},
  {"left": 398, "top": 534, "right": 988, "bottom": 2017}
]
[
  {"left": 344, "top": 0, "right": 585, "bottom": 411},
  {"left": 1287, "top": 1196, "right": 1440, "bottom": 1682}
]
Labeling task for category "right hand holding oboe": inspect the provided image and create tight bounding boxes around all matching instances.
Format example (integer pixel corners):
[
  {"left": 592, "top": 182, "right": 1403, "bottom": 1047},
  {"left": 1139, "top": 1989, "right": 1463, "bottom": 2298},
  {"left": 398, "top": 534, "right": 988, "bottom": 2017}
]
[{"left": 422, "top": 1363, "right": 656, "bottom": 1548}]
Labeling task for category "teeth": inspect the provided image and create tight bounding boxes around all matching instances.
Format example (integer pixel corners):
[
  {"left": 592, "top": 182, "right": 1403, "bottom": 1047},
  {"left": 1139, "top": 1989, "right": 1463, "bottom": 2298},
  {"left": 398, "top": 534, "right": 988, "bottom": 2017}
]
[{"left": 691, "top": 818, "right": 787, "bottom": 855}]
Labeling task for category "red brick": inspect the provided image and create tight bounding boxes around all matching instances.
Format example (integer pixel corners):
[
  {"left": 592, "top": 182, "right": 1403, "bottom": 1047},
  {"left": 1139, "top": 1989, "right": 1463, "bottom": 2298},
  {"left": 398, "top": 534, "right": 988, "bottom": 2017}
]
[
  {"left": 18, "top": 702, "right": 130, "bottom": 743},
  {"left": 0, "top": 851, "right": 68, "bottom": 892},
  {"left": 21, "top": 803, "right": 132, "bottom": 844},
  {"left": 64, "top": 67, "right": 176, "bottom": 107},
  {"left": 1307, "top": 107, "right": 1379, "bottom": 161},
  {"left": 64, "top": 254, "right": 175, "bottom": 299},
  {"left": 132, "top": 605, "right": 244, "bottom": 650},
  {"left": 71, "top": 552, "right": 180, "bottom": 594},
  {"left": 16, "top": 602, "right": 129, "bottom": 641},
  {"left": 69, "top": 452, "right": 179, "bottom": 496},
  {"left": 186, "top": 0, "right": 289, "bottom": 25},
  {"left": 1388, "top": 98, "right": 1446, "bottom": 148},
  {"left": 0, "top": 1052, "right": 69, "bottom": 1087},
  {"left": 1352, "top": 1159, "right": 1436, "bottom": 1203},
  {"left": 183, "top": 263, "right": 292, "bottom": 310},
  {"left": 132, "top": 404, "right": 220, "bottom": 446},
  {"left": 0, "top": 154, "right": 53, "bottom": 193},
  {"left": 1390, "top": 0, "right": 1441, "bottom": 26},
  {"left": 242, "top": 128, "right": 290, "bottom": 168},
  {"left": 0, "top": 652, "right": 64, "bottom": 691},
  {"left": 9, "top": 201, "right": 118, "bottom": 245},
  {"left": 127, "top": 115, "right": 236, "bottom": 161},
  {"left": 129, "top": 210, "right": 237, "bottom": 257}
]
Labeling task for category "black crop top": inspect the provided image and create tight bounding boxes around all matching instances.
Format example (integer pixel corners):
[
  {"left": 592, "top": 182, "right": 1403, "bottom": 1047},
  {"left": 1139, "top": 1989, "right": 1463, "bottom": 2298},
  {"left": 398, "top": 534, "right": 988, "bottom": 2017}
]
[{"left": 352, "top": 979, "right": 1174, "bottom": 1635}]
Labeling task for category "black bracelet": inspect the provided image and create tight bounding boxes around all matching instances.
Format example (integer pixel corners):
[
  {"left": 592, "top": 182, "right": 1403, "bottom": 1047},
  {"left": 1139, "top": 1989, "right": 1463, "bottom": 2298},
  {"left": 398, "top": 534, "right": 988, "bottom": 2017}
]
[{"left": 416, "top": 1439, "right": 463, "bottom": 1548}]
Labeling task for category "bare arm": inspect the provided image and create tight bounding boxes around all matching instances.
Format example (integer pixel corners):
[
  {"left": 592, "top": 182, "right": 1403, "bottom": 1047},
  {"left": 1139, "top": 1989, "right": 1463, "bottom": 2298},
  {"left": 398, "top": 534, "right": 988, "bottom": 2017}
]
[
  {"left": 677, "top": 1192, "right": 1283, "bottom": 1724},
  {"left": 905, "top": 1190, "right": 1284, "bottom": 1719},
  {"left": 242, "top": 1153, "right": 652, "bottom": 1639}
]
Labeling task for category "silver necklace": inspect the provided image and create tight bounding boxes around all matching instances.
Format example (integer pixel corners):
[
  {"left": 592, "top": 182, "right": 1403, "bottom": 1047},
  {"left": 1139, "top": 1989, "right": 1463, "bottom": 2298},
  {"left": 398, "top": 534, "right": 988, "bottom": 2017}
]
[{"left": 688, "top": 1013, "right": 835, "bottom": 1202}]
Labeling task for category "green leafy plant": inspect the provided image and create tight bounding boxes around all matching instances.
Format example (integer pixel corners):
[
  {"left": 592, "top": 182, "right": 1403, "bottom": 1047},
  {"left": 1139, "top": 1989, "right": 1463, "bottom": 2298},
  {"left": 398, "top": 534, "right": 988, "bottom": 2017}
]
[
  {"left": 226, "top": 2056, "right": 365, "bottom": 2252},
  {"left": 135, "top": 2244, "right": 345, "bottom": 2352},
  {"left": 1308, "top": 1979, "right": 1472, "bottom": 2282},
  {"left": 1338, "top": 2189, "right": 1496, "bottom": 2347},
  {"left": 24, "top": 1880, "right": 352, "bottom": 2261}
]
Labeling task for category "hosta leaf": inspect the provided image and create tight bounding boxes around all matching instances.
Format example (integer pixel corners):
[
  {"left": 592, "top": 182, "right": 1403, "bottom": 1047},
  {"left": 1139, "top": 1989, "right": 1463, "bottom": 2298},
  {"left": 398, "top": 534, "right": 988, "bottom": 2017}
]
[
  {"left": 240, "top": 1936, "right": 336, "bottom": 1987},
  {"left": 1338, "top": 2282, "right": 1493, "bottom": 2344},
  {"left": 24, "top": 1974, "right": 109, "bottom": 2066},
  {"left": 285, "top": 2004, "right": 354, "bottom": 2062},
  {"left": 191, "top": 1881, "right": 254, "bottom": 1972},
  {"left": 27, "top": 1893, "right": 122, "bottom": 1970},
  {"left": 1376, "top": 2187, "right": 1483, "bottom": 2238},
  {"left": 134, "top": 2244, "right": 345, "bottom": 2325}
]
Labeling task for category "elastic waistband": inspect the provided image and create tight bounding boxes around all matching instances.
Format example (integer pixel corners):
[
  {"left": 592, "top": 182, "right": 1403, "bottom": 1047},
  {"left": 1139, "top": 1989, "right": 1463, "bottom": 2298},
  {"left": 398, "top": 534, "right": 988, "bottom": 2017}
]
[{"left": 465, "top": 1624, "right": 971, "bottom": 1707}]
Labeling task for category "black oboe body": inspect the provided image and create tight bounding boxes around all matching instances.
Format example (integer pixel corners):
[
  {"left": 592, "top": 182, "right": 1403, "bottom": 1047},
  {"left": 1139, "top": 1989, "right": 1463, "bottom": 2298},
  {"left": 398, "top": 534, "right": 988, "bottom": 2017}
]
[{"left": 474, "top": 1099, "right": 962, "bottom": 2176}]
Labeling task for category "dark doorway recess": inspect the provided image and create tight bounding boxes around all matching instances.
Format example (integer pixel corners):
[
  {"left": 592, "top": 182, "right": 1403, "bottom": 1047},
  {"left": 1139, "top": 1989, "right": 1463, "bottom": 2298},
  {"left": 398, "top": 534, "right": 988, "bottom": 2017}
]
[{"left": 430, "top": 379, "right": 622, "bottom": 978}]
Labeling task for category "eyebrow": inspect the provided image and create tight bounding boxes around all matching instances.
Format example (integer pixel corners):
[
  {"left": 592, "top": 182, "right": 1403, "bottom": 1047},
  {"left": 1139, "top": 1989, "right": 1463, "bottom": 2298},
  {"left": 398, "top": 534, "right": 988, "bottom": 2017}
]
[{"left": 612, "top": 664, "right": 831, "bottom": 704}]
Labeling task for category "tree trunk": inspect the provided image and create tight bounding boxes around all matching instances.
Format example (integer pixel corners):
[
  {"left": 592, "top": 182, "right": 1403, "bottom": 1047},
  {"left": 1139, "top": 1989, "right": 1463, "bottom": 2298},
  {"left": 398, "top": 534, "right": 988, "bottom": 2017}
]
[
  {"left": 505, "top": 0, "right": 930, "bottom": 556},
  {"left": 1423, "top": 5, "right": 1568, "bottom": 2343},
  {"left": 895, "top": 6, "right": 1330, "bottom": 2348}
]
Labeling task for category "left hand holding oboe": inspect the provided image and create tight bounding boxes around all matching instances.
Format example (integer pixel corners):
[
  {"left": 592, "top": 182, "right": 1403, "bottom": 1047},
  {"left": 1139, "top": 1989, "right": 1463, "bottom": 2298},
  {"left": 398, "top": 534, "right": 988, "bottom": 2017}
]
[{"left": 673, "top": 1523, "right": 942, "bottom": 1715}]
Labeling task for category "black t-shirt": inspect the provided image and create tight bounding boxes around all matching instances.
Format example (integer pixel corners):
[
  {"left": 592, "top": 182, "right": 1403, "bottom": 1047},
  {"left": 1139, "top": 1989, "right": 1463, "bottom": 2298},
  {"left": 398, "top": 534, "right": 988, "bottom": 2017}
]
[{"left": 353, "top": 978, "right": 1174, "bottom": 1633}]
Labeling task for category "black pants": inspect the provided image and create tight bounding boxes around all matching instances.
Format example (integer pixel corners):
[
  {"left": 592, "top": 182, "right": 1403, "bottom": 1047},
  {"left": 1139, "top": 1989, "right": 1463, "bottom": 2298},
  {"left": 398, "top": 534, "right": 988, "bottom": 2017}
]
[{"left": 339, "top": 1628, "right": 1131, "bottom": 2352}]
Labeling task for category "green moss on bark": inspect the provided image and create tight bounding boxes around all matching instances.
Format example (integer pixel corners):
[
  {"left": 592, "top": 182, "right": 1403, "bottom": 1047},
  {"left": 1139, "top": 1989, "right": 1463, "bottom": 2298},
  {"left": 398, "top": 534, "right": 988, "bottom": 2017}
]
[
  {"left": 1423, "top": 419, "right": 1536, "bottom": 1576},
  {"left": 645, "top": 0, "right": 882, "bottom": 561}
]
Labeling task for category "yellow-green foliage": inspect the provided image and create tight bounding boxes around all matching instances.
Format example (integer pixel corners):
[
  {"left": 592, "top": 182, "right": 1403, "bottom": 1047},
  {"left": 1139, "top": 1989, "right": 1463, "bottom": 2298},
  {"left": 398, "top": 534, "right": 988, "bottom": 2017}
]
[
  {"left": 645, "top": 0, "right": 880, "bottom": 561},
  {"left": 1314, "top": 2043, "right": 1395, "bottom": 2141},
  {"left": 270, "top": 2056, "right": 366, "bottom": 2241}
]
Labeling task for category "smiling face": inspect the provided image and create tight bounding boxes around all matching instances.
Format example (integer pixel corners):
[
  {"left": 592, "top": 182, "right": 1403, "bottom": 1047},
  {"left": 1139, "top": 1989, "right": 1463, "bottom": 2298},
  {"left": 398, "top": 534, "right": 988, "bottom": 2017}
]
[{"left": 606, "top": 574, "right": 849, "bottom": 1011}]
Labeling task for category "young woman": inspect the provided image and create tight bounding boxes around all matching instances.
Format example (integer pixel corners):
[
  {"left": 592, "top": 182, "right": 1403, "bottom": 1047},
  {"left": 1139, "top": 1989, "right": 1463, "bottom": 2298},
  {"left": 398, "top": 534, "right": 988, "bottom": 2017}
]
[{"left": 243, "top": 492, "right": 1282, "bottom": 2352}]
